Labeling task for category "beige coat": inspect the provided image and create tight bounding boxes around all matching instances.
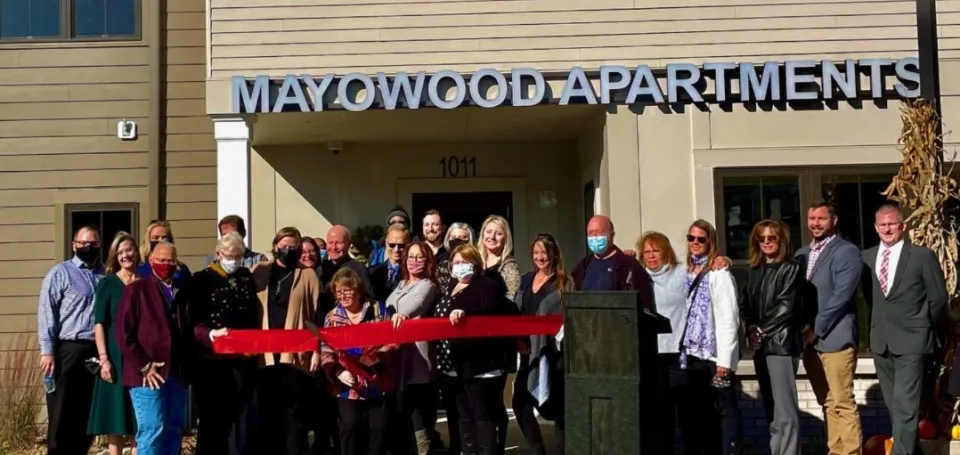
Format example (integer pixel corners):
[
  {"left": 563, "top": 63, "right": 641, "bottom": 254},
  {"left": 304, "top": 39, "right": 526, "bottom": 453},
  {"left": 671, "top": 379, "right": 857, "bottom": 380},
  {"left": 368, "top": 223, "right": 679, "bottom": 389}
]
[{"left": 250, "top": 262, "right": 322, "bottom": 371}]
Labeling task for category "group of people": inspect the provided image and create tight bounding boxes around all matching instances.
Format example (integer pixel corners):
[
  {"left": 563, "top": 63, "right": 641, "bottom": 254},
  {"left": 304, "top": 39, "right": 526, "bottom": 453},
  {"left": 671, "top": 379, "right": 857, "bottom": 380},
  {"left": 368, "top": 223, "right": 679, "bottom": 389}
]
[{"left": 37, "top": 200, "right": 946, "bottom": 455}]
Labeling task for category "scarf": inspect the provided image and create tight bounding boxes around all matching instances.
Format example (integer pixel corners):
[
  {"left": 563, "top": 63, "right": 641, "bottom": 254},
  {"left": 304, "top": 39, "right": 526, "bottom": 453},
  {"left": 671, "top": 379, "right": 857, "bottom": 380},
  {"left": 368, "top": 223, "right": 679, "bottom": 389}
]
[{"left": 681, "top": 255, "right": 717, "bottom": 368}]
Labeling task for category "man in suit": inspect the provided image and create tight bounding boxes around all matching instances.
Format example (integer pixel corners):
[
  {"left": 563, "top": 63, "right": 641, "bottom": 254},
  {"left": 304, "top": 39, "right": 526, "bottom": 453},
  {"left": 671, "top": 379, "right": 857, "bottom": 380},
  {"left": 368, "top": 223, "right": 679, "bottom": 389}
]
[
  {"left": 862, "top": 204, "right": 947, "bottom": 455},
  {"left": 795, "top": 201, "right": 863, "bottom": 455}
]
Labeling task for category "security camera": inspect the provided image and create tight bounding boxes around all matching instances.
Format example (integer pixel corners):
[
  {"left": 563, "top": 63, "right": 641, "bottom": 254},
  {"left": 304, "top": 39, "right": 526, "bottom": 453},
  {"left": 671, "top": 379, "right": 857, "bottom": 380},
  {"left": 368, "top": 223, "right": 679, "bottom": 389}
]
[{"left": 327, "top": 141, "right": 344, "bottom": 155}]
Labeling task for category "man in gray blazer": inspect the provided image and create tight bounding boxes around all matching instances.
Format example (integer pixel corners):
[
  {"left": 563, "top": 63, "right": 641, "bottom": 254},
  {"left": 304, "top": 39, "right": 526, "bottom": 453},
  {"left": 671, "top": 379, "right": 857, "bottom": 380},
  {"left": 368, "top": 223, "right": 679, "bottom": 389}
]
[
  {"left": 795, "top": 201, "right": 863, "bottom": 455},
  {"left": 862, "top": 204, "right": 947, "bottom": 455}
]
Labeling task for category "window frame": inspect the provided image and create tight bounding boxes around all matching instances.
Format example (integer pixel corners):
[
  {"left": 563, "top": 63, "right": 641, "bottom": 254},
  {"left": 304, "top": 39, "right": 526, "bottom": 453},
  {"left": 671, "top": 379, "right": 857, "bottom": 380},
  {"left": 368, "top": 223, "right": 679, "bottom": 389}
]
[
  {"left": 714, "top": 164, "right": 902, "bottom": 265},
  {"left": 63, "top": 202, "right": 139, "bottom": 261},
  {"left": 0, "top": 0, "right": 141, "bottom": 43}
]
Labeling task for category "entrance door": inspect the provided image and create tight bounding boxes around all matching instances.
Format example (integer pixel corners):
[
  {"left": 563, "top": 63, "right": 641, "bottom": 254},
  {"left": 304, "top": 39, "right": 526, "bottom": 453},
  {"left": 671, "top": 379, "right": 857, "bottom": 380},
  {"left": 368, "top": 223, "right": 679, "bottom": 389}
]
[{"left": 411, "top": 191, "right": 513, "bottom": 238}]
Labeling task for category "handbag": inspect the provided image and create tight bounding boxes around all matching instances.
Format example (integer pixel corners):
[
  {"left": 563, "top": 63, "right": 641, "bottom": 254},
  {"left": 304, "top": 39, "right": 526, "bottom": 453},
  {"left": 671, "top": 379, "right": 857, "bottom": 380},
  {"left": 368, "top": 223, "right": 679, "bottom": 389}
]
[{"left": 83, "top": 357, "right": 101, "bottom": 376}]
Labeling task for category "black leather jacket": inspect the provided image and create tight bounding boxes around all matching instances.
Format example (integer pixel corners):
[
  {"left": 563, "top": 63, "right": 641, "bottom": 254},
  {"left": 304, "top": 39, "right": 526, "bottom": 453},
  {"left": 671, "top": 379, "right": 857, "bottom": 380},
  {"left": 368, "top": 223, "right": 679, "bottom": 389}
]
[{"left": 739, "top": 259, "right": 802, "bottom": 357}]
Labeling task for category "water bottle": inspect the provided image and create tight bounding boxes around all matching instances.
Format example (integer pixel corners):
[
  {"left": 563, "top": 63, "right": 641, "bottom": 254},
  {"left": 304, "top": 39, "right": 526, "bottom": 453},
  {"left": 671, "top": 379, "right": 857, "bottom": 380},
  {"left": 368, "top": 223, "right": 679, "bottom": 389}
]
[{"left": 43, "top": 373, "right": 55, "bottom": 394}]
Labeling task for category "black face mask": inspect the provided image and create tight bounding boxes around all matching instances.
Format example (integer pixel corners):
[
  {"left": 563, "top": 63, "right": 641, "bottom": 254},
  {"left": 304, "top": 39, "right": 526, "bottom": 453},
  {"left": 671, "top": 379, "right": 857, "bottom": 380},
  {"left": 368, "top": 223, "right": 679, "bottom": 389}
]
[
  {"left": 275, "top": 248, "right": 302, "bottom": 268},
  {"left": 75, "top": 246, "right": 100, "bottom": 264}
]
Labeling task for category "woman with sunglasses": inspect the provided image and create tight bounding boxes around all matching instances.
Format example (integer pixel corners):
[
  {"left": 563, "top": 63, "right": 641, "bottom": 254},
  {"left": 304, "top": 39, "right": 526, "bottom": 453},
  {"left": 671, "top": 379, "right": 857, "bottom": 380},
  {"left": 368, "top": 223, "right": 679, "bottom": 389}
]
[
  {"left": 739, "top": 220, "right": 802, "bottom": 455},
  {"left": 681, "top": 220, "right": 741, "bottom": 455},
  {"left": 511, "top": 233, "right": 570, "bottom": 455}
]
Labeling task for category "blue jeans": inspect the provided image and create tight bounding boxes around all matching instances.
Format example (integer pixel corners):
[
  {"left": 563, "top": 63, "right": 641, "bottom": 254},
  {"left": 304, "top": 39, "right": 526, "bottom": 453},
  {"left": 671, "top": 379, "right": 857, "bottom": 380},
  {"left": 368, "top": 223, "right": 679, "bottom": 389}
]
[{"left": 129, "top": 377, "right": 187, "bottom": 455}]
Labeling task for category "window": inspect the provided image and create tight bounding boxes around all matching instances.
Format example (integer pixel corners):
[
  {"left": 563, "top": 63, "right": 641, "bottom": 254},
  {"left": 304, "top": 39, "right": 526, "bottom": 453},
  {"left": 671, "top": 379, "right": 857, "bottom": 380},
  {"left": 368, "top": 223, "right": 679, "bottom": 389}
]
[
  {"left": 719, "top": 175, "right": 802, "bottom": 260},
  {"left": 65, "top": 203, "right": 139, "bottom": 263},
  {"left": 716, "top": 166, "right": 903, "bottom": 358},
  {"left": 0, "top": 0, "right": 138, "bottom": 41}
]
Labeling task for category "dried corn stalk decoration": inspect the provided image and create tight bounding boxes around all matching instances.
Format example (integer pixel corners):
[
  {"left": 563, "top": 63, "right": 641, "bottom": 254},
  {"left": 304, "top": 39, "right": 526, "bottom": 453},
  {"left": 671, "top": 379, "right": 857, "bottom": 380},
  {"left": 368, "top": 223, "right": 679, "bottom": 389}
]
[{"left": 883, "top": 99, "right": 959, "bottom": 448}]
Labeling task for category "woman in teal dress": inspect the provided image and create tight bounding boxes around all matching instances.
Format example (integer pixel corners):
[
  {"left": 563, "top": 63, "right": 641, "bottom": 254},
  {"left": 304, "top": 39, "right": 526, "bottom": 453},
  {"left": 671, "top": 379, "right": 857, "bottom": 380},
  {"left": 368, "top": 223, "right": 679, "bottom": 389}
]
[{"left": 88, "top": 232, "right": 140, "bottom": 455}]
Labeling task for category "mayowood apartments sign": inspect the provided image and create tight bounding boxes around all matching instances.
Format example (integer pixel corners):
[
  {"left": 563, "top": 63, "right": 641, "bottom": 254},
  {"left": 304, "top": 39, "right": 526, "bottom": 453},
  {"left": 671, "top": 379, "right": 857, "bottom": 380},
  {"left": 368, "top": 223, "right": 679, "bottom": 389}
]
[{"left": 230, "top": 58, "right": 920, "bottom": 114}]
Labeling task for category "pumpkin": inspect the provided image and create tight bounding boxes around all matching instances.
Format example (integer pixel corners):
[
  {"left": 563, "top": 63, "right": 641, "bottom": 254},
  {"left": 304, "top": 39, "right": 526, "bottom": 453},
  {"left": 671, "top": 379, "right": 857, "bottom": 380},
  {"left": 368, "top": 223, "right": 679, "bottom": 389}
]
[
  {"left": 863, "top": 434, "right": 891, "bottom": 455},
  {"left": 918, "top": 419, "right": 938, "bottom": 440}
]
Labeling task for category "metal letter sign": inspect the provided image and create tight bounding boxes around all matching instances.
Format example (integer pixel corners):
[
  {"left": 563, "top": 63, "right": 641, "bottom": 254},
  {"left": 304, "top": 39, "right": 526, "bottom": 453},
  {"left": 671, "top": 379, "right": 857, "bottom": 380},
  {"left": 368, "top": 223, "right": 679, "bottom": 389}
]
[{"left": 230, "top": 58, "right": 921, "bottom": 114}]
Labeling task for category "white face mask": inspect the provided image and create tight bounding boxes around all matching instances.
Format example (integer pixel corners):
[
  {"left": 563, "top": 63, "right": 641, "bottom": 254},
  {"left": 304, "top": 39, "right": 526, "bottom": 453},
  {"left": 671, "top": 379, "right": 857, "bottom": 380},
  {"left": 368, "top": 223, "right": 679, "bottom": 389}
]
[
  {"left": 220, "top": 258, "right": 240, "bottom": 274},
  {"left": 451, "top": 263, "right": 474, "bottom": 280}
]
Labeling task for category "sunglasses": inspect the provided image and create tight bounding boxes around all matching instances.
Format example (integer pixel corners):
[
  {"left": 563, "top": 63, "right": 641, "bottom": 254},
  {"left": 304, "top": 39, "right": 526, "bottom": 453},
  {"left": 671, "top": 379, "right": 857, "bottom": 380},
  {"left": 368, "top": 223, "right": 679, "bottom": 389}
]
[
  {"left": 387, "top": 243, "right": 405, "bottom": 250},
  {"left": 757, "top": 235, "right": 778, "bottom": 243},
  {"left": 686, "top": 235, "right": 708, "bottom": 244}
]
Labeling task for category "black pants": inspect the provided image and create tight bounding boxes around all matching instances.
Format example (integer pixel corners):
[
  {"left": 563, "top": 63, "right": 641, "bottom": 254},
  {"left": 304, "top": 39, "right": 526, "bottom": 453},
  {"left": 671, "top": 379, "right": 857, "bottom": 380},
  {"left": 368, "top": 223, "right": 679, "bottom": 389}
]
[
  {"left": 310, "top": 374, "right": 341, "bottom": 455},
  {"left": 194, "top": 358, "right": 258, "bottom": 455},
  {"left": 46, "top": 340, "right": 97, "bottom": 455},
  {"left": 656, "top": 353, "right": 692, "bottom": 455},
  {"left": 676, "top": 357, "right": 742, "bottom": 455},
  {"left": 338, "top": 396, "right": 392, "bottom": 455},
  {"left": 256, "top": 364, "right": 314, "bottom": 455},
  {"left": 512, "top": 366, "right": 564, "bottom": 455},
  {"left": 453, "top": 376, "right": 507, "bottom": 455},
  {"left": 393, "top": 383, "right": 440, "bottom": 455},
  {"left": 440, "top": 377, "right": 461, "bottom": 454}
]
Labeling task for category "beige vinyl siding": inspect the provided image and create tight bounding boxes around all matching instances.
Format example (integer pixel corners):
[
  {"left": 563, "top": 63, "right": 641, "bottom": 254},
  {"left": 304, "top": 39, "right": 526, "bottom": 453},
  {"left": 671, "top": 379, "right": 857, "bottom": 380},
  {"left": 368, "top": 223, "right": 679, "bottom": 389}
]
[
  {"left": 209, "top": 0, "right": 919, "bottom": 77},
  {"left": 165, "top": 0, "right": 219, "bottom": 271},
  {"left": 0, "top": 40, "right": 150, "bottom": 358}
]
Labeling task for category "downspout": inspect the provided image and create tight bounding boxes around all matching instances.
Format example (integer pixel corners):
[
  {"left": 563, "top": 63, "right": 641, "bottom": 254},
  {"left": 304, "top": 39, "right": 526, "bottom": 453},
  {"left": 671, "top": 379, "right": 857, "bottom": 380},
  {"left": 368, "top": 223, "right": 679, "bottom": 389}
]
[{"left": 148, "top": 0, "right": 165, "bottom": 220}]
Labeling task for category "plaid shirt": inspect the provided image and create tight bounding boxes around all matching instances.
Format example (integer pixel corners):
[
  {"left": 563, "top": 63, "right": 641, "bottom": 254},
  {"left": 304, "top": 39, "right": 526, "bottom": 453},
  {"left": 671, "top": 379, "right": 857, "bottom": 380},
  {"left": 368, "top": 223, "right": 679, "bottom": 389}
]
[
  {"left": 805, "top": 234, "right": 837, "bottom": 280},
  {"left": 320, "top": 301, "right": 398, "bottom": 400}
]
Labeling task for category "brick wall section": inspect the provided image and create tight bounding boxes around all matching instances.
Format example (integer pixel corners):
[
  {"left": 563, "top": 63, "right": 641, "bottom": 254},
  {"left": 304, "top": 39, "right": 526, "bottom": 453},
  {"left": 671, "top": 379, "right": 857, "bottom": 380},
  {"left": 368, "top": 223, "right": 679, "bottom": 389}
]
[{"left": 737, "top": 377, "right": 890, "bottom": 453}]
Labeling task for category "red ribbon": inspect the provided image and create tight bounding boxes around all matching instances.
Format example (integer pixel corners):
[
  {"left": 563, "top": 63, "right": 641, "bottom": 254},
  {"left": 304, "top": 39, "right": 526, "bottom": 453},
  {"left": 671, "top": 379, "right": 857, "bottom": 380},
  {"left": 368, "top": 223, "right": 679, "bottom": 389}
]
[{"left": 212, "top": 315, "right": 563, "bottom": 354}]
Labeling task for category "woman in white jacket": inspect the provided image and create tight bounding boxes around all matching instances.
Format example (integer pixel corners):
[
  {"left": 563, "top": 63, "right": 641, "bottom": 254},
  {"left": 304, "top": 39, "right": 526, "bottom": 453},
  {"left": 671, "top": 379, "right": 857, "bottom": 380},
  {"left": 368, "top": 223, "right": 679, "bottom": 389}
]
[{"left": 682, "top": 219, "right": 742, "bottom": 455}]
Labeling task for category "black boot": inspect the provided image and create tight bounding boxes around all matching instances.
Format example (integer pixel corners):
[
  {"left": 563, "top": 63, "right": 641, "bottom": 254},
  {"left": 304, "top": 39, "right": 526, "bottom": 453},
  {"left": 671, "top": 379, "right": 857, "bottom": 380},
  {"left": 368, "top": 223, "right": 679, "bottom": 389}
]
[
  {"left": 459, "top": 419, "right": 479, "bottom": 455},
  {"left": 476, "top": 421, "right": 499, "bottom": 455}
]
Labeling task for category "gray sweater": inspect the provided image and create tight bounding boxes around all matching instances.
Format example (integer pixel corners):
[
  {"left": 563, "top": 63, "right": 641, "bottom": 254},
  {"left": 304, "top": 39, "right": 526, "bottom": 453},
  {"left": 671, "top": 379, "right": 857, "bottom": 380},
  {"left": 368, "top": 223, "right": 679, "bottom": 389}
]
[{"left": 386, "top": 279, "right": 439, "bottom": 386}]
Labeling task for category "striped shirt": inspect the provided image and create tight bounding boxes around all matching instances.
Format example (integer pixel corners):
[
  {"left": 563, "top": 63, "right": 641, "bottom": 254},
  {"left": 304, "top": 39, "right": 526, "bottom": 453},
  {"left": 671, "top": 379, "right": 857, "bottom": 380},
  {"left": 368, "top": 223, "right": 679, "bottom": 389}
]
[{"left": 37, "top": 257, "right": 105, "bottom": 355}]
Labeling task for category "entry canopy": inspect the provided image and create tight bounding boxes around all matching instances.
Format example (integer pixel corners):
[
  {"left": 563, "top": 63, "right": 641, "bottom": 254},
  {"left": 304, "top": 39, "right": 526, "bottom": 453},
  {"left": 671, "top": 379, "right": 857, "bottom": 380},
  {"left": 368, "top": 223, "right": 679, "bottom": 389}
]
[{"left": 231, "top": 58, "right": 920, "bottom": 114}]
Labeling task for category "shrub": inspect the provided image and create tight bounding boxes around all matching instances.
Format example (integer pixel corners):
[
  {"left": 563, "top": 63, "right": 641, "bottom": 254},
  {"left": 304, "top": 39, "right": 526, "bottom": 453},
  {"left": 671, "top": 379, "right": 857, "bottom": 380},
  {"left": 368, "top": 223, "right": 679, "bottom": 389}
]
[{"left": 0, "top": 334, "right": 43, "bottom": 452}]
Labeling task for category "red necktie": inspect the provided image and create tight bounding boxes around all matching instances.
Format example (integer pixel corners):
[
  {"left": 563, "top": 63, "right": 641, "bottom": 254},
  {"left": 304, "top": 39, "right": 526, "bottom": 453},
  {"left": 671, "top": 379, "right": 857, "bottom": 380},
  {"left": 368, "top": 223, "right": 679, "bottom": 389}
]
[{"left": 879, "top": 248, "right": 891, "bottom": 294}]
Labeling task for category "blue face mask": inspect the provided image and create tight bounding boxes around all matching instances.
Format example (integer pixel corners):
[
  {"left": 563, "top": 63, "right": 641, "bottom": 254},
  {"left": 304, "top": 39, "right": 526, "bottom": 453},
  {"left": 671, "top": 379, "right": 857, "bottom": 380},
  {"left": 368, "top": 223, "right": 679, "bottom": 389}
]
[
  {"left": 587, "top": 235, "right": 609, "bottom": 254},
  {"left": 451, "top": 263, "right": 474, "bottom": 280},
  {"left": 318, "top": 249, "right": 328, "bottom": 262}
]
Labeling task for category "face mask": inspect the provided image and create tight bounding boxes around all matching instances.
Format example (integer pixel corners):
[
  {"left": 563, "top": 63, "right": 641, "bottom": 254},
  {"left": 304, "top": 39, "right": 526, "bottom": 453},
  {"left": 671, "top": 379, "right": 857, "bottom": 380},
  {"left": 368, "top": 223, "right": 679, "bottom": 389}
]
[
  {"left": 587, "top": 236, "right": 609, "bottom": 255},
  {"left": 318, "top": 250, "right": 328, "bottom": 262},
  {"left": 75, "top": 245, "right": 100, "bottom": 264},
  {"left": 407, "top": 261, "right": 425, "bottom": 276},
  {"left": 451, "top": 263, "right": 474, "bottom": 280},
  {"left": 220, "top": 258, "right": 240, "bottom": 274},
  {"left": 275, "top": 248, "right": 302, "bottom": 268},
  {"left": 152, "top": 262, "right": 176, "bottom": 281}
]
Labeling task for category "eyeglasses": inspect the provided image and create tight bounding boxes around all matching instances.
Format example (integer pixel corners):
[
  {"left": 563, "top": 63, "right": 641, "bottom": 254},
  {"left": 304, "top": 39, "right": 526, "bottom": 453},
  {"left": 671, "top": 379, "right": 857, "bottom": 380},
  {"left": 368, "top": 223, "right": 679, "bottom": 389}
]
[
  {"left": 74, "top": 241, "right": 101, "bottom": 248},
  {"left": 686, "top": 235, "right": 708, "bottom": 244},
  {"left": 335, "top": 289, "right": 357, "bottom": 296},
  {"left": 387, "top": 243, "right": 405, "bottom": 250},
  {"left": 757, "top": 235, "right": 778, "bottom": 243},
  {"left": 407, "top": 256, "right": 426, "bottom": 262}
]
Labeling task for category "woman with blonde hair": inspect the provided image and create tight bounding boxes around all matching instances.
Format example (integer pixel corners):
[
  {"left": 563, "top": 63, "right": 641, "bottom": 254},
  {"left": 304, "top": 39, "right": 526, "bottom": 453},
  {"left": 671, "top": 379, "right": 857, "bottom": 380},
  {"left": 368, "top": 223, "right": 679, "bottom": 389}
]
[
  {"left": 88, "top": 232, "right": 141, "bottom": 455},
  {"left": 476, "top": 216, "right": 521, "bottom": 301},
  {"left": 739, "top": 220, "right": 802, "bottom": 455},
  {"left": 136, "top": 220, "right": 191, "bottom": 288},
  {"left": 682, "top": 219, "right": 741, "bottom": 455}
]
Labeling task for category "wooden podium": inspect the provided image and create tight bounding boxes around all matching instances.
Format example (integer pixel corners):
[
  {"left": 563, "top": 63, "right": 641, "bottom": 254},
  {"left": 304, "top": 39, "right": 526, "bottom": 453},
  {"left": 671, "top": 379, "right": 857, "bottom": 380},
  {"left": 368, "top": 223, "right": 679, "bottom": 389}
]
[{"left": 563, "top": 291, "right": 666, "bottom": 455}]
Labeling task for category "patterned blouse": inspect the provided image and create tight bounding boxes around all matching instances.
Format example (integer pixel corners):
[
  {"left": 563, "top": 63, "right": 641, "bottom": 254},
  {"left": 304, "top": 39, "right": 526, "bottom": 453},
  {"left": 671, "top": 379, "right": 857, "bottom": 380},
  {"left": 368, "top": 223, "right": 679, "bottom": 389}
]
[
  {"left": 433, "top": 291, "right": 456, "bottom": 375},
  {"left": 320, "top": 301, "right": 398, "bottom": 400}
]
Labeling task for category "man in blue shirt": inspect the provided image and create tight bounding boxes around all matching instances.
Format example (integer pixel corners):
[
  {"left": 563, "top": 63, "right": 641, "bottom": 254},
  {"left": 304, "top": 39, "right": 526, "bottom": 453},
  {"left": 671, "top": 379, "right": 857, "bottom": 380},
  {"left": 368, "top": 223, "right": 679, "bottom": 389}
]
[
  {"left": 571, "top": 215, "right": 654, "bottom": 308},
  {"left": 38, "top": 224, "right": 105, "bottom": 455}
]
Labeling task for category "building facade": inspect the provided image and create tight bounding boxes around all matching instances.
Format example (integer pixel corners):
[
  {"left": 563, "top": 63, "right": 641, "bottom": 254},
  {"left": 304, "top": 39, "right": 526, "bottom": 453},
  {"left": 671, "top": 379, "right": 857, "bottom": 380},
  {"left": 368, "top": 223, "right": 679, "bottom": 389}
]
[
  {"left": 3, "top": 0, "right": 957, "bottom": 444},
  {"left": 0, "top": 0, "right": 217, "bottom": 419}
]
